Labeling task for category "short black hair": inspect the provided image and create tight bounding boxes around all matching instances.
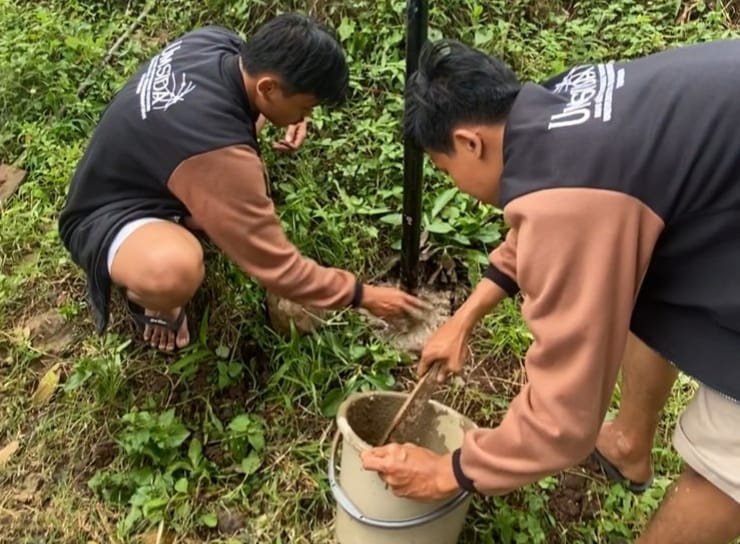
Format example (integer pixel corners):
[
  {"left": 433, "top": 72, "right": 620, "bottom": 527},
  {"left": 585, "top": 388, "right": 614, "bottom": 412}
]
[
  {"left": 241, "top": 13, "right": 349, "bottom": 107},
  {"left": 405, "top": 40, "right": 521, "bottom": 153}
]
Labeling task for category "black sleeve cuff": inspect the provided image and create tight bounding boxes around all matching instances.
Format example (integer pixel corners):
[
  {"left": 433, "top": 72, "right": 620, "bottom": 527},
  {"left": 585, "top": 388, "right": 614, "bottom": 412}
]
[
  {"left": 451, "top": 448, "right": 477, "bottom": 493},
  {"left": 484, "top": 265, "right": 519, "bottom": 297},
  {"left": 350, "top": 280, "right": 364, "bottom": 308}
]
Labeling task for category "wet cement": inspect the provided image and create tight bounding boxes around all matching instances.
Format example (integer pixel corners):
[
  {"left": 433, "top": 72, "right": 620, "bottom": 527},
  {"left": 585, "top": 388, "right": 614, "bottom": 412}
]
[
  {"left": 346, "top": 394, "right": 448, "bottom": 453},
  {"left": 364, "top": 287, "right": 453, "bottom": 354}
]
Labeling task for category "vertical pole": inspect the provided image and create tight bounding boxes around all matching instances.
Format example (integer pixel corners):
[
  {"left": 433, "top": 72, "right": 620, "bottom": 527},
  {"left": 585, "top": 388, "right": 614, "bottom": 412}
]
[{"left": 400, "top": 0, "right": 428, "bottom": 292}]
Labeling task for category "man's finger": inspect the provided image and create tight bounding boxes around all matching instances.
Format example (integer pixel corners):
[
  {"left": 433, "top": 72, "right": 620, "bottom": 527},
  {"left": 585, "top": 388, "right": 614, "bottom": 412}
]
[
  {"left": 407, "top": 295, "right": 433, "bottom": 311},
  {"left": 285, "top": 124, "right": 298, "bottom": 144},
  {"left": 293, "top": 123, "right": 307, "bottom": 147},
  {"left": 417, "top": 353, "right": 435, "bottom": 377},
  {"left": 361, "top": 448, "right": 392, "bottom": 472},
  {"left": 273, "top": 141, "right": 297, "bottom": 152}
]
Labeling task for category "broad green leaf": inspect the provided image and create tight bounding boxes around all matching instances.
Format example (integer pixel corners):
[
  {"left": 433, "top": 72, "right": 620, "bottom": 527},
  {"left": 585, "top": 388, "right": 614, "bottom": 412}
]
[
  {"left": 320, "top": 388, "right": 345, "bottom": 417},
  {"left": 248, "top": 428, "right": 265, "bottom": 452},
  {"left": 430, "top": 188, "right": 458, "bottom": 219},
  {"left": 228, "top": 414, "right": 252, "bottom": 434},
  {"left": 379, "top": 213, "right": 402, "bottom": 226},
  {"left": 337, "top": 18, "right": 356, "bottom": 42},
  {"left": 426, "top": 221, "right": 454, "bottom": 234},
  {"left": 240, "top": 451, "right": 261, "bottom": 475},
  {"left": 188, "top": 438, "right": 202, "bottom": 468},
  {"left": 200, "top": 512, "right": 218, "bottom": 528},
  {"left": 175, "top": 477, "right": 188, "bottom": 494}
]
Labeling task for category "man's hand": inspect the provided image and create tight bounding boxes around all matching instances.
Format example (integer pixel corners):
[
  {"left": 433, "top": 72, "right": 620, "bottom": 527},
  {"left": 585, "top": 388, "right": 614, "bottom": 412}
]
[
  {"left": 418, "top": 315, "right": 473, "bottom": 383},
  {"left": 418, "top": 278, "right": 509, "bottom": 382},
  {"left": 360, "top": 284, "right": 429, "bottom": 319},
  {"left": 361, "top": 444, "right": 459, "bottom": 501},
  {"left": 273, "top": 119, "right": 308, "bottom": 153}
]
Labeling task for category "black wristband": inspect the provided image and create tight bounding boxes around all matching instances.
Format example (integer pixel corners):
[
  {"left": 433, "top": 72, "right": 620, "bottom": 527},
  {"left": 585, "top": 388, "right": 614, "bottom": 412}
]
[
  {"left": 350, "top": 280, "right": 364, "bottom": 308},
  {"left": 484, "top": 265, "right": 519, "bottom": 297},
  {"left": 451, "top": 448, "right": 477, "bottom": 493}
]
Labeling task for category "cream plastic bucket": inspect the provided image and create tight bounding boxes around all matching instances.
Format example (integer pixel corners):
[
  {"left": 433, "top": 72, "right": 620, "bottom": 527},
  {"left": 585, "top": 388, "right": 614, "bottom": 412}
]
[{"left": 330, "top": 391, "right": 476, "bottom": 544}]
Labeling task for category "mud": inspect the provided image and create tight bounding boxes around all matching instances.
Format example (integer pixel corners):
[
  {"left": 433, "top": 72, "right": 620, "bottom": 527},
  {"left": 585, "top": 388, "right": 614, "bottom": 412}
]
[
  {"left": 548, "top": 471, "right": 599, "bottom": 524},
  {"left": 345, "top": 394, "right": 448, "bottom": 453}
]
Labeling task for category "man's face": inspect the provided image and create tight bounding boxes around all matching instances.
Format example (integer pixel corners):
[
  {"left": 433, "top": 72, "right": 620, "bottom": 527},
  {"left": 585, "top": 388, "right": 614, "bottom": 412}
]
[
  {"left": 428, "top": 143, "right": 500, "bottom": 205},
  {"left": 255, "top": 76, "right": 318, "bottom": 127}
]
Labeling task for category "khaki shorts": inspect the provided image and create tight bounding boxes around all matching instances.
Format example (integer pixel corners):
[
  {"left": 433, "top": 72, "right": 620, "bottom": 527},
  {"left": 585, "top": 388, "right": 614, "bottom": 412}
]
[{"left": 673, "top": 385, "right": 740, "bottom": 503}]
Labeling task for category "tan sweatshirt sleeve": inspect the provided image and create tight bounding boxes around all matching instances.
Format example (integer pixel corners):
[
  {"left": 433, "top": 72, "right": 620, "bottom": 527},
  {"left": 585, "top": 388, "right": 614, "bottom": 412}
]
[
  {"left": 167, "top": 145, "right": 356, "bottom": 308},
  {"left": 453, "top": 187, "right": 664, "bottom": 495}
]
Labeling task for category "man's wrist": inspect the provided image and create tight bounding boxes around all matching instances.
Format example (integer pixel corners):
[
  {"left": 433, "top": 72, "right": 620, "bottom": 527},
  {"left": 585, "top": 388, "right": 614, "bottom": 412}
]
[
  {"left": 451, "top": 448, "right": 476, "bottom": 493},
  {"left": 436, "top": 452, "right": 462, "bottom": 496},
  {"left": 350, "top": 280, "right": 364, "bottom": 308}
]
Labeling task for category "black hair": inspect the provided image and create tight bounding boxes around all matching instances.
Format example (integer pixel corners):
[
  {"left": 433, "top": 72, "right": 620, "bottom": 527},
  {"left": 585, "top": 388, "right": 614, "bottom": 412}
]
[
  {"left": 241, "top": 13, "right": 349, "bottom": 106},
  {"left": 405, "top": 40, "right": 521, "bottom": 152}
]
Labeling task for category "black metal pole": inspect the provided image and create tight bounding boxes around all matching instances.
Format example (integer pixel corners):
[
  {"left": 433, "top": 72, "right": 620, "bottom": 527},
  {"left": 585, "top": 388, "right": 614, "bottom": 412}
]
[{"left": 400, "top": 0, "right": 428, "bottom": 292}]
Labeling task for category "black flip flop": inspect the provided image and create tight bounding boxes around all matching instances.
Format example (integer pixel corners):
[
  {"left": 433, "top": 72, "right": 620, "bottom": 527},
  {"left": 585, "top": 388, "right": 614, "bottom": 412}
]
[
  {"left": 592, "top": 448, "right": 653, "bottom": 494},
  {"left": 126, "top": 299, "right": 187, "bottom": 333}
]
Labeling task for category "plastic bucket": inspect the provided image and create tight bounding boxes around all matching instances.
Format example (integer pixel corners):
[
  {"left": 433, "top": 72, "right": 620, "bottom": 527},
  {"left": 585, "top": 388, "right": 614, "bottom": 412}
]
[{"left": 329, "top": 391, "right": 476, "bottom": 544}]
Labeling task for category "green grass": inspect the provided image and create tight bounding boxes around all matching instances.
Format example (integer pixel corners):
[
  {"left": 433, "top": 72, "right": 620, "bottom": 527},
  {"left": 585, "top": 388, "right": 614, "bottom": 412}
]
[{"left": 1, "top": 0, "right": 738, "bottom": 542}]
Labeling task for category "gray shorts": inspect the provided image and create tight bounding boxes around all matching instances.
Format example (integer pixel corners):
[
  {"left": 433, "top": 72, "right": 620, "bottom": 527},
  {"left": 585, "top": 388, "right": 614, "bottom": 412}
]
[
  {"left": 673, "top": 385, "right": 740, "bottom": 503},
  {"left": 106, "top": 217, "right": 169, "bottom": 274}
]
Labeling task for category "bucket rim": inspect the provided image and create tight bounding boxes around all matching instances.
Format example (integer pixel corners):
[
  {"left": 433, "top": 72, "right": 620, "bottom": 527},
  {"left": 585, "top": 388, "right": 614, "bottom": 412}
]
[{"left": 335, "top": 390, "right": 477, "bottom": 453}]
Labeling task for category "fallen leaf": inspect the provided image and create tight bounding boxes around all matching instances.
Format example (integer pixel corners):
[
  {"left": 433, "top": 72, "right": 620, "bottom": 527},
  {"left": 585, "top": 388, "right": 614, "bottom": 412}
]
[
  {"left": 31, "top": 363, "right": 61, "bottom": 406},
  {"left": 0, "top": 164, "right": 28, "bottom": 203},
  {"left": 139, "top": 528, "right": 175, "bottom": 544},
  {"left": 0, "top": 440, "right": 20, "bottom": 470}
]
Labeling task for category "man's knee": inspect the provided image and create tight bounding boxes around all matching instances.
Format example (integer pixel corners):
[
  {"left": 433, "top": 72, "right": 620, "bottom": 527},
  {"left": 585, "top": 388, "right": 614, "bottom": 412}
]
[
  {"left": 142, "top": 247, "right": 204, "bottom": 300},
  {"left": 119, "top": 240, "right": 204, "bottom": 303}
]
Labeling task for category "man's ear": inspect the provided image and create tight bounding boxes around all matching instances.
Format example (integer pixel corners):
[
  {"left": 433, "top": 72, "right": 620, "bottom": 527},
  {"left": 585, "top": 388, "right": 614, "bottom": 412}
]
[
  {"left": 255, "top": 76, "right": 279, "bottom": 101},
  {"left": 452, "top": 128, "right": 483, "bottom": 159}
]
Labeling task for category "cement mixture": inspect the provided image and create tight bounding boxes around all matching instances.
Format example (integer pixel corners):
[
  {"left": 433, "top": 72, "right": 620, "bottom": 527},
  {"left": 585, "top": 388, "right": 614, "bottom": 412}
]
[
  {"left": 346, "top": 394, "right": 447, "bottom": 453},
  {"left": 364, "top": 287, "right": 453, "bottom": 354}
]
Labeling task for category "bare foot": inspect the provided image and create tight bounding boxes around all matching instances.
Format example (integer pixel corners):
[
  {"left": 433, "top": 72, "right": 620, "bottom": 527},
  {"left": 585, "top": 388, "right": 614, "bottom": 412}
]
[
  {"left": 595, "top": 420, "right": 653, "bottom": 483},
  {"left": 142, "top": 307, "right": 190, "bottom": 351}
]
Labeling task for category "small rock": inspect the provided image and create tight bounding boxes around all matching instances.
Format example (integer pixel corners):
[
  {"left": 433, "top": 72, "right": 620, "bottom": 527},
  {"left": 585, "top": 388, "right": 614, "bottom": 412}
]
[
  {"left": 22, "top": 310, "right": 75, "bottom": 354},
  {"left": 217, "top": 509, "right": 247, "bottom": 535},
  {"left": 266, "top": 293, "right": 327, "bottom": 336}
]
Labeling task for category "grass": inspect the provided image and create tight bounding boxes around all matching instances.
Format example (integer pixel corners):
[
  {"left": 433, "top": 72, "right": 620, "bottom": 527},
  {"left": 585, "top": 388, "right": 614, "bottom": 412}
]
[{"left": 1, "top": 0, "right": 738, "bottom": 542}]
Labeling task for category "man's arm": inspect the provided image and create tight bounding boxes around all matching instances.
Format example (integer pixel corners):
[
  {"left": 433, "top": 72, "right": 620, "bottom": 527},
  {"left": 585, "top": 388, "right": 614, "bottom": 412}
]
[
  {"left": 167, "top": 145, "right": 357, "bottom": 308},
  {"left": 454, "top": 187, "right": 663, "bottom": 495},
  {"left": 418, "top": 227, "right": 517, "bottom": 381}
]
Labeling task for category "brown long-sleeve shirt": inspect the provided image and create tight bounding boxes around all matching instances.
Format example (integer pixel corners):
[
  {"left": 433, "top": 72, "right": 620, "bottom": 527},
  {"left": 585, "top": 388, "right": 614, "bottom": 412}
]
[
  {"left": 456, "top": 188, "right": 663, "bottom": 495},
  {"left": 168, "top": 145, "right": 356, "bottom": 308}
]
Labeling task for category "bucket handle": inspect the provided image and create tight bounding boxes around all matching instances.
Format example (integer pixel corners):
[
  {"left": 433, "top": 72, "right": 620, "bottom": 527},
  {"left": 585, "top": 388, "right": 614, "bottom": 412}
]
[{"left": 328, "top": 430, "right": 470, "bottom": 530}]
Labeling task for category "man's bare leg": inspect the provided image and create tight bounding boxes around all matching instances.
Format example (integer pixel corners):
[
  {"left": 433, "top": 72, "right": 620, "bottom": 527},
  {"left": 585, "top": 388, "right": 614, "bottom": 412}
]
[
  {"left": 595, "top": 333, "right": 679, "bottom": 483},
  {"left": 638, "top": 465, "right": 740, "bottom": 544},
  {"left": 110, "top": 222, "right": 204, "bottom": 351}
]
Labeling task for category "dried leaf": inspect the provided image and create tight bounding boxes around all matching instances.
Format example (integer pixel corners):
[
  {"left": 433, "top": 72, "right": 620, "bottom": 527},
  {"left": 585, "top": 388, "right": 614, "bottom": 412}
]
[
  {"left": 139, "top": 528, "right": 175, "bottom": 544},
  {"left": 0, "top": 440, "right": 20, "bottom": 470},
  {"left": 32, "top": 363, "right": 61, "bottom": 406}
]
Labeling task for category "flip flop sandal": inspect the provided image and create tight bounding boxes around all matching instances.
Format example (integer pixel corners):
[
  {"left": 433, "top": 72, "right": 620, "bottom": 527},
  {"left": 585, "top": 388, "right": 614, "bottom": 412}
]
[
  {"left": 126, "top": 298, "right": 187, "bottom": 334},
  {"left": 592, "top": 448, "right": 653, "bottom": 494}
]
